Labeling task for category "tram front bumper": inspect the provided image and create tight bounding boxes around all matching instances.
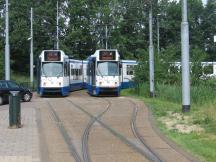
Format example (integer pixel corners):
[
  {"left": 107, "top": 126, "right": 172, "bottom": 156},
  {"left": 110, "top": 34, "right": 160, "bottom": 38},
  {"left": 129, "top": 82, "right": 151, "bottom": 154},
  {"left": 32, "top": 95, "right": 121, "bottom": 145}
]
[{"left": 95, "top": 86, "right": 120, "bottom": 95}]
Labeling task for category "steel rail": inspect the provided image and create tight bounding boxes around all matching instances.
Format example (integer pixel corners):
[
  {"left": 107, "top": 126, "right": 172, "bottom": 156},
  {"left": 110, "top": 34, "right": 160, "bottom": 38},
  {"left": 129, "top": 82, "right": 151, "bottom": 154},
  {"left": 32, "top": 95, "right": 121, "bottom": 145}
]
[
  {"left": 130, "top": 99, "right": 163, "bottom": 162},
  {"left": 66, "top": 97, "right": 159, "bottom": 160},
  {"left": 46, "top": 99, "right": 82, "bottom": 162},
  {"left": 66, "top": 98, "right": 111, "bottom": 162}
]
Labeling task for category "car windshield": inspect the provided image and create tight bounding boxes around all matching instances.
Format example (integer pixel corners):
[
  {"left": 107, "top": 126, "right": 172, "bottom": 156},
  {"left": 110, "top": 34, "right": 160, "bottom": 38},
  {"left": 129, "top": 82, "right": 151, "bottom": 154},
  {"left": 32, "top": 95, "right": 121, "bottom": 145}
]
[
  {"left": 42, "top": 62, "right": 63, "bottom": 77},
  {"left": 97, "top": 61, "right": 119, "bottom": 76},
  {"left": 0, "top": 82, "right": 8, "bottom": 88}
]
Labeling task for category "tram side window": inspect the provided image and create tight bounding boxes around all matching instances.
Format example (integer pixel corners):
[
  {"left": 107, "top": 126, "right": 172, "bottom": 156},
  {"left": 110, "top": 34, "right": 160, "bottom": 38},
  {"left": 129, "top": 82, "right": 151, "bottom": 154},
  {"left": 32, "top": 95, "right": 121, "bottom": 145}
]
[
  {"left": 127, "top": 65, "right": 135, "bottom": 75},
  {"left": 75, "top": 69, "right": 79, "bottom": 80},
  {"left": 64, "top": 62, "right": 69, "bottom": 76},
  {"left": 68, "top": 63, "right": 70, "bottom": 76},
  {"left": 79, "top": 65, "right": 83, "bottom": 76},
  {"left": 169, "top": 65, "right": 180, "bottom": 73},
  {"left": 203, "top": 65, "right": 213, "bottom": 74},
  {"left": 71, "top": 68, "right": 82, "bottom": 80},
  {"left": 71, "top": 68, "right": 74, "bottom": 76},
  {"left": 71, "top": 69, "right": 77, "bottom": 80}
]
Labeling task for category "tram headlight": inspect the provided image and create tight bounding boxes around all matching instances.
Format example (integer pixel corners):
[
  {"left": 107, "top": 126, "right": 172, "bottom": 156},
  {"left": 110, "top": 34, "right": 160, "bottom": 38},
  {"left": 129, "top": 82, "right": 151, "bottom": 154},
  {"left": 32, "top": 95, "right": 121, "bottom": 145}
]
[{"left": 99, "top": 82, "right": 102, "bottom": 85}]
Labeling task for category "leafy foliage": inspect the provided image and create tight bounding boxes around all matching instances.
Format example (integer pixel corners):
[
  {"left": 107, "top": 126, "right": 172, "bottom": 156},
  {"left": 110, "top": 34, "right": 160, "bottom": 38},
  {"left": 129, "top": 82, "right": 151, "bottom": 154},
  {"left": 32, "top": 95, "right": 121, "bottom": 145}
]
[{"left": 0, "top": 0, "right": 215, "bottom": 79}]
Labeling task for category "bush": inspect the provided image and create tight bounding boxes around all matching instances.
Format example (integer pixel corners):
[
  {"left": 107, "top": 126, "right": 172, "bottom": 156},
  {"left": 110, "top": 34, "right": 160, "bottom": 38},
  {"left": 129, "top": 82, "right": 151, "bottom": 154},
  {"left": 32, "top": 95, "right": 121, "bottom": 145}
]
[
  {"left": 134, "top": 45, "right": 209, "bottom": 86},
  {"left": 134, "top": 44, "right": 182, "bottom": 85}
]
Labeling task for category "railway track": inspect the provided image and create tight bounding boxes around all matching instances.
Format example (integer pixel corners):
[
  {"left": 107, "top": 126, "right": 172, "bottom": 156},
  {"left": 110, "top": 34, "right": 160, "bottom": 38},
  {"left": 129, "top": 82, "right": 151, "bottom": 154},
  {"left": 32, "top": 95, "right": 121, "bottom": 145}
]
[
  {"left": 46, "top": 100, "right": 82, "bottom": 162},
  {"left": 67, "top": 98, "right": 111, "bottom": 162},
  {"left": 67, "top": 97, "right": 163, "bottom": 162},
  {"left": 2, "top": 91, "right": 195, "bottom": 162},
  {"left": 1, "top": 95, "right": 163, "bottom": 162},
  {"left": 129, "top": 99, "right": 162, "bottom": 162},
  {"left": 45, "top": 97, "right": 112, "bottom": 162}
]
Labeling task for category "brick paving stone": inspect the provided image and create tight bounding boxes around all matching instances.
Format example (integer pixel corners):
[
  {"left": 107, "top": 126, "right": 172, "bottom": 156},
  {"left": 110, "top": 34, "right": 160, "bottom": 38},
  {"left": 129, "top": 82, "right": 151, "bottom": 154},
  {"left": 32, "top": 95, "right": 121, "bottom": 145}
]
[
  {"left": 0, "top": 100, "right": 41, "bottom": 162},
  {"left": 0, "top": 93, "right": 201, "bottom": 162}
]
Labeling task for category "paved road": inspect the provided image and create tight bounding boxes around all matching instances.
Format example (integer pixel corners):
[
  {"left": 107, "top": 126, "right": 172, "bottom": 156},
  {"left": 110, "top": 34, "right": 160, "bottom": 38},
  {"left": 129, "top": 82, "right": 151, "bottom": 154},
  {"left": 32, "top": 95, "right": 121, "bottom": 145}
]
[{"left": 0, "top": 91, "right": 200, "bottom": 162}]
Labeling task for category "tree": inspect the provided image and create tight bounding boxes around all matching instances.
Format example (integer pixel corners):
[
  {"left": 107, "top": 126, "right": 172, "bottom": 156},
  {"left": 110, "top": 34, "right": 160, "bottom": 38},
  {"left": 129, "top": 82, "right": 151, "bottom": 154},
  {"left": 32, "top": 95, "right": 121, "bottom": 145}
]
[
  {"left": 190, "top": 46, "right": 208, "bottom": 84},
  {"left": 0, "top": 0, "right": 214, "bottom": 77},
  {"left": 61, "top": 0, "right": 101, "bottom": 59},
  {"left": 9, "top": 0, "right": 33, "bottom": 74},
  {"left": 188, "top": 0, "right": 204, "bottom": 49},
  {"left": 201, "top": 0, "right": 216, "bottom": 60},
  {"left": 109, "top": 0, "right": 148, "bottom": 59}
]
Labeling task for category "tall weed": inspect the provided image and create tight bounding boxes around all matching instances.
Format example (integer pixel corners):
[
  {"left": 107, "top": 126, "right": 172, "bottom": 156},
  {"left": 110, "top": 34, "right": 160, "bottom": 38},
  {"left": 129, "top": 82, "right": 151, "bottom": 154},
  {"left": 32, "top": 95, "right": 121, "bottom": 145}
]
[{"left": 133, "top": 80, "right": 216, "bottom": 106}]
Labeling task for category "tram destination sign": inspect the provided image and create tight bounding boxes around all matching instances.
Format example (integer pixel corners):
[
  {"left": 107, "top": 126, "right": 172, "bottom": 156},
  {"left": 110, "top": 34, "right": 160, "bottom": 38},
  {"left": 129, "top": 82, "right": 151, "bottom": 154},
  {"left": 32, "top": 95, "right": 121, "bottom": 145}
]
[
  {"left": 44, "top": 51, "right": 61, "bottom": 61},
  {"left": 99, "top": 51, "right": 116, "bottom": 60}
]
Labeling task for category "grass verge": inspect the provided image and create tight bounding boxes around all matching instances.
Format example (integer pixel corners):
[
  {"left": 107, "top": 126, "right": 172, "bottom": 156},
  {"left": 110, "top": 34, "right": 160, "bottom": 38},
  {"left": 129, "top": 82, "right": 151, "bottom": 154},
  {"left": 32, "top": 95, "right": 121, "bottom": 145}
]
[{"left": 121, "top": 82, "right": 216, "bottom": 162}]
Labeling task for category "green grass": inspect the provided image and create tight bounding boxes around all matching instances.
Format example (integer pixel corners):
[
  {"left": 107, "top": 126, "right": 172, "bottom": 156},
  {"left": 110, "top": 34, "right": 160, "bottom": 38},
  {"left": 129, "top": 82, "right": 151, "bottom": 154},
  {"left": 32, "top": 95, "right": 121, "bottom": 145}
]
[
  {"left": 121, "top": 82, "right": 216, "bottom": 162},
  {"left": 10, "top": 72, "right": 37, "bottom": 91},
  {"left": 145, "top": 98, "right": 216, "bottom": 161},
  {"left": 11, "top": 72, "right": 30, "bottom": 83}
]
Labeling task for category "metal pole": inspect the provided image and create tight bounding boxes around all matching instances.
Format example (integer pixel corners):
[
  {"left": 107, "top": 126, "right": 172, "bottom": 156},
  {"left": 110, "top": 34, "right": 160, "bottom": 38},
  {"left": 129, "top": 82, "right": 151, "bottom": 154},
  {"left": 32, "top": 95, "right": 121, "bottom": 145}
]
[
  {"left": 149, "top": 4, "right": 154, "bottom": 97},
  {"left": 56, "top": 0, "right": 59, "bottom": 50},
  {"left": 181, "top": 0, "right": 190, "bottom": 112},
  {"left": 105, "top": 24, "right": 108, "bottom": 49},
  {"left": 5, "top": 0, "right": 10, "bottom": 80},
  {"left": 157, "top": 14, "right": 160, "bottom": 56},
  {"left": 214, "top": 35, "right": 216, "bottom": 55},
  {"left": 30, "top": 8, "right": 34, "bottom": 84}
]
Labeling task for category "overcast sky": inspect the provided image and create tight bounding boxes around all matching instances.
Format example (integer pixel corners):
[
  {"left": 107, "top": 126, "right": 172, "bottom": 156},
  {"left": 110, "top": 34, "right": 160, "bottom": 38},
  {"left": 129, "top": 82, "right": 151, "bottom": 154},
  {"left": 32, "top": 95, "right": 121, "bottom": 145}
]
[{"left": 202, "top": 0, "right": 207, "bottom": 5}]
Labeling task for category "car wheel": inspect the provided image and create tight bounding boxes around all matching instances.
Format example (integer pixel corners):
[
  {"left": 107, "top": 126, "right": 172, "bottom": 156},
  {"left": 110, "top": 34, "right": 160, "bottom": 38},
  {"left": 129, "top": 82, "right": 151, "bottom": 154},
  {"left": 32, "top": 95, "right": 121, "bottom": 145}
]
[
  {"left": 0, "top": 96, "right": 3, "bottom": 105},
  {"left": 23, "top": 92, "right": 32, "bottom": 102}
]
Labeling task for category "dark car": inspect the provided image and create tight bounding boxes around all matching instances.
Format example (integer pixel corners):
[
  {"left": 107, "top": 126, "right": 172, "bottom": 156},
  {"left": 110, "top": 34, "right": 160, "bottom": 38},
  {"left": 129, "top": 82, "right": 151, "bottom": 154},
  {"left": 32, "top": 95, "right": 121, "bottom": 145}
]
[{"left": 0, "top": 80, "right": 32, "bottom": 105}]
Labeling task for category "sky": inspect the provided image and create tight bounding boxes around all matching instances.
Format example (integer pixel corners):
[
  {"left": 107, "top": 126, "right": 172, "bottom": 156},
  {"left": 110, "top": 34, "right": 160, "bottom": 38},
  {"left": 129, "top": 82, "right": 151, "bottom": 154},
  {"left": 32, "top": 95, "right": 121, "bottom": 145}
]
[{"left": 202, "top": 0, "right": 207, "bottom": 5}]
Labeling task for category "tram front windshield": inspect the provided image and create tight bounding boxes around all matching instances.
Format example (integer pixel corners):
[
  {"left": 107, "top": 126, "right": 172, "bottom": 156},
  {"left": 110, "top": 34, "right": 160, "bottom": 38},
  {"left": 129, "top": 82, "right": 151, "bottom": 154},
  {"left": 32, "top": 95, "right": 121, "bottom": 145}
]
[
  {"left": 42, "top": 62, "right": 63, "bottom": 77},
  {"left": 97, "top": 62, "right": 119, "bottom": 76}
]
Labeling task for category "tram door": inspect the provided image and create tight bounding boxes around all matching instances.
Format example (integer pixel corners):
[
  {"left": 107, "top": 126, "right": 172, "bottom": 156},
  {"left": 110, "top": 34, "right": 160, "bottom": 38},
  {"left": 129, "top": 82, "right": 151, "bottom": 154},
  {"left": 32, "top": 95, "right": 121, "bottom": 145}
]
[
  {"left": 37, "top": 58, "right": 41, "bottom": 93},
  {"left": 91, "top": 59, "right": 96, "bottom": 86}
]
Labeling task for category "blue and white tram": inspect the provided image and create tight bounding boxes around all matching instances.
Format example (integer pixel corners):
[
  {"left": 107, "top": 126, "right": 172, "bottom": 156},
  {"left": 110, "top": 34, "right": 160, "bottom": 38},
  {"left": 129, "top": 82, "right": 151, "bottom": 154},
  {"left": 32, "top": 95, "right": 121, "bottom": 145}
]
[
  {"left": 86, "top": 49, "right": 121, "bottom": 96},
  {"left": 121, "top": 60, "right": 137, "bottom": 89},
  {"left": 37, "top": 50, "right": 70, "bottom": 96},
  {"left": 69, "top": 59, "right": 87, "bottom": 91}
]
